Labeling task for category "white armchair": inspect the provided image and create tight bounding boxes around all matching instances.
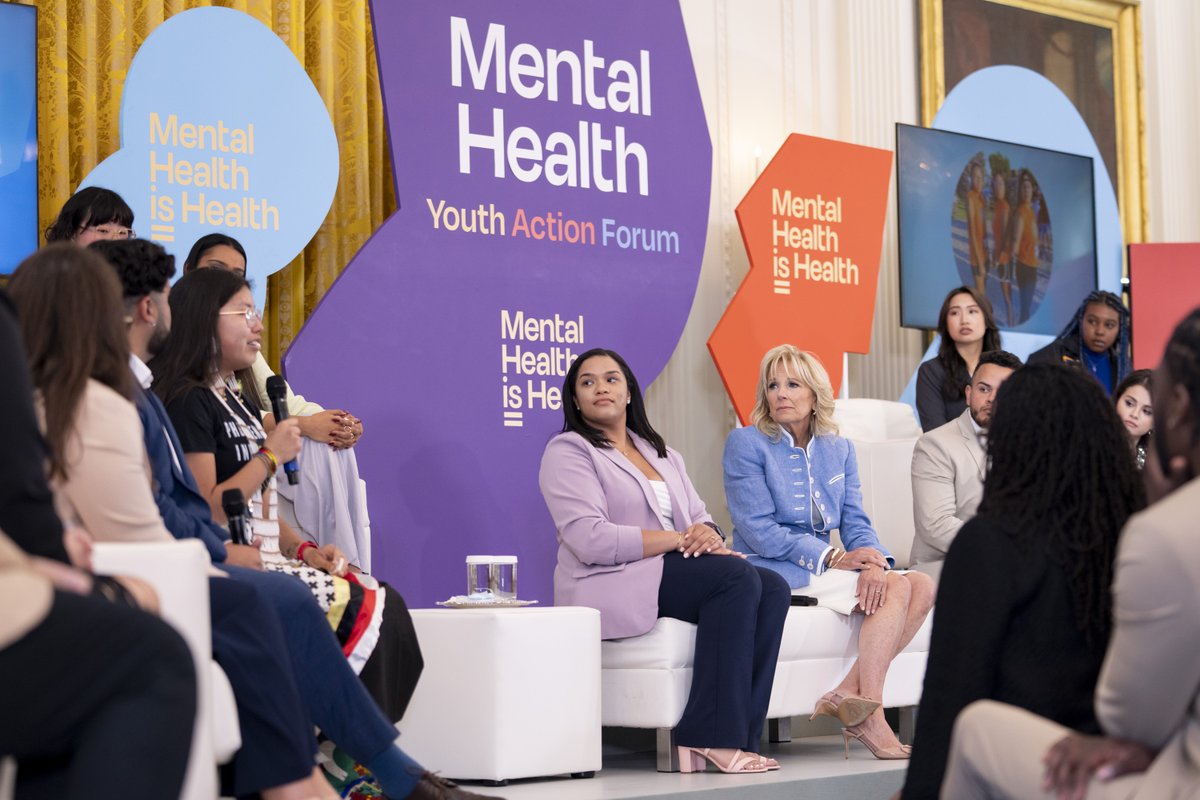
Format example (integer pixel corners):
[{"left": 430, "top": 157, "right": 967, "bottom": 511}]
[
  {"left": 91, "top": 540, "right": 240, "bottom": 800},
  {"left": 833, "top": 399, "right": 922, "bottom": 569}
]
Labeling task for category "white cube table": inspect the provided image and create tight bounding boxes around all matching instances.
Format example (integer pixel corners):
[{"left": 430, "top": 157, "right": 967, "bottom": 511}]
[{"left": 396, "top": 606, "right": 602, "bottom": 784}]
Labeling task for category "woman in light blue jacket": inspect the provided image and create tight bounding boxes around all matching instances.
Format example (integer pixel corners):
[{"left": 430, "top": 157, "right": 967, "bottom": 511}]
[{"left": 723, "top": 345, "right": 935, "bottom": 761}]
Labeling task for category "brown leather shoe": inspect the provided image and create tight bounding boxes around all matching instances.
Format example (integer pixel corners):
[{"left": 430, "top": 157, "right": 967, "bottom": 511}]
[{"left": 407, "top": 771, "right": 504, "bottom": 800}]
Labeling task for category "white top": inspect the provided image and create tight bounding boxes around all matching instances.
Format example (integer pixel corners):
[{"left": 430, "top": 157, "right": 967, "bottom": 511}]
[{"left": 649, "top": 480, "right": 675, "bottom": 529}]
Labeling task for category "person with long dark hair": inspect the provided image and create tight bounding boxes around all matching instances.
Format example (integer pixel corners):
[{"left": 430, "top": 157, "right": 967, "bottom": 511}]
[
  {"left": 724, "top": 345, "right": 935, "bottom": 761},
  {"left": 898, "top": 364, "right": 1145, "bottom": 799},
  {"left": 1029, "top": 290, "right": 1131, "bottom": 394},
  {"left": 183, "top": 232, "right": 371, "bottom": 571},
  {"left": 540, "top": 348, "right": 789, "bottom": 774},
  {"left": 1113, "top": 368, "right": 1153, "bottom": 470},
  {"left": 149, "top": 268, "right": 426, "bottom": 729},
  {"left": 43, "top": 186, "right": 135, "bottom": 245},
  {"left": 915, "top": 286, "right": 1002, "bottom": 431}
]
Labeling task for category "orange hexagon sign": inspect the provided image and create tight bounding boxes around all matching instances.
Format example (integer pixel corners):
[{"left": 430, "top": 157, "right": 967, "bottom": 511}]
[{"left": 708, "top": 133, "right": 894, "bottom": 423}]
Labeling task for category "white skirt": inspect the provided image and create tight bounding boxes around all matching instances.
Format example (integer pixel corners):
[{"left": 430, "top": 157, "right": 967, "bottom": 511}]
[
  {"left": 798, "top": 569, "right": 913, "bottom": 616},
  {"left": 797, "top": 569, "right": 862, "bottom": 615}
]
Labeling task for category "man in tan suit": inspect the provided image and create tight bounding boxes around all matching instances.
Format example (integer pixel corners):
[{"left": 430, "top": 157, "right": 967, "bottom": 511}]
[
  {"left": 910, "top": 351, "right": 1021, "bottom": 580},
  {"left": 939, "top": 308, "right": 1200, "bottom": 799}
]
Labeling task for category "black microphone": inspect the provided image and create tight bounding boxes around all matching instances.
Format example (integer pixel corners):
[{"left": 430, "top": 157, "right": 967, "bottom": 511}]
[
  {"left": 222, "top": 488, "right": 250, "bottom": 546},
  {"left": 265, "top": 375, "right": 300, "bottom": 485}
]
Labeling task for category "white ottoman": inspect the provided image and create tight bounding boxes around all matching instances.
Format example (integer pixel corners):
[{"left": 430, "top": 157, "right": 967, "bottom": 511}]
[{"left": 397, "top": 607, "right": 602, "bottom": 783}]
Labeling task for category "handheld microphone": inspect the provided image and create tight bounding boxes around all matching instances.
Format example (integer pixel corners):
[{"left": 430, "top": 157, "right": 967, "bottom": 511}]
[
  {"left": 222, "top": 488, "right": 250, "bottom": 546},
  {"left": 265, "top": 375, "right": 300, "bottom": 485}
]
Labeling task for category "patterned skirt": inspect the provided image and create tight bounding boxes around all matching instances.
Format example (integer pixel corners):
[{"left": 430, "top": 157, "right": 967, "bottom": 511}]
[{"left": 255, "top": 491, "right": 422, "bottom": 721}]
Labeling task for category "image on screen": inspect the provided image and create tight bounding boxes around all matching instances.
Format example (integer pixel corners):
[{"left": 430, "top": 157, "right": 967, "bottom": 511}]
[
  {"left": 896, "top": 123, "right": 1096, "bottom": 335},
  {"left": 0, "top": 2, "right": 38, "bottom": 275}
]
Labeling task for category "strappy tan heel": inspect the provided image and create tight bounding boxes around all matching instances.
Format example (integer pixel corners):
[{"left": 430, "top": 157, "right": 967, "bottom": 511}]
[
  {"left": 841, "top": 724, "right": 911, "bottom": 760},
  {"left": 677, "top": 746, "right": 770, "bottom": 773},
  {"left": 810, "top": 689, "right": 881, "bottom": 727}
]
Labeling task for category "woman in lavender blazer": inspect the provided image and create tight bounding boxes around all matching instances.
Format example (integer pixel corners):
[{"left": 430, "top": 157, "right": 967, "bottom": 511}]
[
  {"left": 539, "top": 349, "right": 789, "bottom": 776},
  {"left": 723, "top": 346, "right": 936, "bottom": 762}
]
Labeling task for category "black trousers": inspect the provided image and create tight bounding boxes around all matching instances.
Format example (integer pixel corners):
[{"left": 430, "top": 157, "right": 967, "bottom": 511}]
[
  {"left": 0, "top": 590, "right": 195, "bottom": 800},
  {"left": 657, "top": 552, "right": 790, "bottom": 751}
]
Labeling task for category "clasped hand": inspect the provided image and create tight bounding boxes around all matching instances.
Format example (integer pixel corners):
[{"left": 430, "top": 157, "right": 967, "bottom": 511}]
[
  {"left": 677, "top": 523, "right": 744, "bottom": 559},
  {"left": 832, "top": 547, "right": 889, "bottom": 615}
]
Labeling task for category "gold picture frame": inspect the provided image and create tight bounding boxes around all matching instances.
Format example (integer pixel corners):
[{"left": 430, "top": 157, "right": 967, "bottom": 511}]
[{"left": 919, "top": 0, "right": 1146, "bottom": 244}]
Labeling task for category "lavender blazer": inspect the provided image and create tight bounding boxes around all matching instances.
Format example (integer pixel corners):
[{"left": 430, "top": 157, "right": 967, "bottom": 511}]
[{"left": 539, "top": 430, "right": 715, "bottom": 640}]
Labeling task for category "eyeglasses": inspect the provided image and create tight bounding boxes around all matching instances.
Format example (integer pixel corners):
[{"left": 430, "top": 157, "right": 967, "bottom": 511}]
[
  {"left": 83, "top": 225, "right": 136, "bottom": 240},
  {"left": 218, "top": 307, "right": 262, "bottom": 325}
]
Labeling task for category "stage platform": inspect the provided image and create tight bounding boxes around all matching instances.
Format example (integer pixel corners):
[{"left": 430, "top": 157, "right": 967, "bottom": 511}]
[{"left": 460, "top": 729, "right": 908, "bottom": 800}]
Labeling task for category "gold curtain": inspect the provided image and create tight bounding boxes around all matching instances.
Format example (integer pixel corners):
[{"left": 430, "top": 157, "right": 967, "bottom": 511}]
[{"left": 22, "top": 0, "right": 394, "bottom": 368}]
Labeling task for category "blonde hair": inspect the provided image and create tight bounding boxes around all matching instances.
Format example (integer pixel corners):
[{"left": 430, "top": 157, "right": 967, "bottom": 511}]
[{"left": 750, "top": 345, "right": 839, "bottom": 440}]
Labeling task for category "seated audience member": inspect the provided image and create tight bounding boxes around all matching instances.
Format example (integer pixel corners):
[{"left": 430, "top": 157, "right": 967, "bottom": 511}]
[
  {"left": 183, "top": 233, "right": 370, "bottom": 570},
  {"left": 910, "top": 350, "right": 1021, "bottom": 580},
  {"left": 898, "top": 364, "right": 1145, "bottom": 799},
  {"left": 150, "top": 266, "right": 424, "bottom": 726},
  {"left": 540, "top": 348, "right": 789, "bottom": 775},
  {"left": 916, "top": 287, "right": 1002, "bottom": 431},
  {"left": 1029, "top": 290, "right": 1130, "bottom": 394},
  {"left": 9, "top": 245, "right": 335, "bottom": 800},
  {"left": 940, "top": 310, "right": 1200, "bottom": 800},
  {"left": 723, "top": 345, "right": 935, "bottom": 761},
  {"left": 0, "top": 287, "right": 195, "bottom": 800},
  {"left": 13, "top": 246, "right": 491, "bottom": 800},
  {"left": 0, "top": 527, "right": 196, "bottom": 800},
  {"left": 43, "top": 186, "right": 135, "bottom": 245},
  {"left": 90, "top": 240, "right": 454, "bottom": 797},
  {"left": 1113, "top": 368, "right": 1153, "bottom": 470}
]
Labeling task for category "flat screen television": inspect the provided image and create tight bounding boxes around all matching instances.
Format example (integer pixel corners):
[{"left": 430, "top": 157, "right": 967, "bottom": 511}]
[
  {"left": 0, "top": 2, "right": 38, "bottom": 275},
  {"left": 896, "top": 123, "right": 1096, "bottom": 335}
]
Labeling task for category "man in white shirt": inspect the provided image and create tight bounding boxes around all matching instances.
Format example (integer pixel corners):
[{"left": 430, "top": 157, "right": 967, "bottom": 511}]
[{"left": 909, "top": 350, "right": 1021, "bottom": 580}]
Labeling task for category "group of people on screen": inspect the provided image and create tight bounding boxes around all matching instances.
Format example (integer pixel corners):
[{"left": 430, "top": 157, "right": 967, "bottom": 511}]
[
  {"left": 964, "top": 163, "right": 1043, "bottom": 326},
  {"left": 2, "top": 186, "right": 1196, "bottom": 800}
]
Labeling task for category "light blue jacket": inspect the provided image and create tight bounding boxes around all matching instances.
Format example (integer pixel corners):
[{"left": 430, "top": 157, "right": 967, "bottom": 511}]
[{"left": 723, "top": 425, "right": 892, "bottom": 588}]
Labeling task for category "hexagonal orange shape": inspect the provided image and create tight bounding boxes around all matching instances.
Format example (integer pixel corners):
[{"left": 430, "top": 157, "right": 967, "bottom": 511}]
[{"left": 708, "top": 133, "right": 894, "bottom": 423}]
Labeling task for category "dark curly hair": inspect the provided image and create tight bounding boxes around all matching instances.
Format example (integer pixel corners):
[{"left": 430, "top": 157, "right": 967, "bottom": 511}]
[
  {"left": 89, "top": 239, "right": 176, "bottom": 306},
  {"left": 977, "top": 363, "right": 1145, "bottom": 643}
]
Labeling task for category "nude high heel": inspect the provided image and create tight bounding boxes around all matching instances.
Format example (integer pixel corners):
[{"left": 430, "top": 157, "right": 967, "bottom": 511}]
[
  {"left": 810, "top": 689, "right": 882, "bottom": 727},
  {"left": 676, "top": 746, "right": 770, "bottom": 774},
  {"left": 841, "top": 725, "right": 912, "bottom": 761}
]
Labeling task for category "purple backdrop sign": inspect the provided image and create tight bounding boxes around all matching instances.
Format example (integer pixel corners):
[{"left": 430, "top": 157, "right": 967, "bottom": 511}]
[{"left": 285, "top": 0, "right": 711, "bottom": 607}]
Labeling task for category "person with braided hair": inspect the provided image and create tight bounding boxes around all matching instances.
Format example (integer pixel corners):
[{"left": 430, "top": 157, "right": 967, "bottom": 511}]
[
  {"left": 1029, "top": 290, "right": 1131, "bottom": 393},
  {"left": 898, "top": 363, "right": 1145, "bottom": 799},
  {"left": 937, "top": 309, "right": 1200, "bottom": 799}
]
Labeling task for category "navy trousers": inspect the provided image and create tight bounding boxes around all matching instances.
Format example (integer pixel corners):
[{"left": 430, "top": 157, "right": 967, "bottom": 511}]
[
  {"left": 657, "top": 552, "right": 790, "bottom": 751},
  {"left": 221, "top": 565, "right": 401, "bottom": 762},
  {"left": 209, "top": 577, "right": 315, "bottom": 797}
]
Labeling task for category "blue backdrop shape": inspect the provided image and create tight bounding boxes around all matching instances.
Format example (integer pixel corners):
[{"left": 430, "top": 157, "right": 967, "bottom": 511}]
[
  {"left": 900, "top": 66, "right": 1124, "bottom": 417},
  {"left": 0, "top": 2, "right": 38, "bottom": 275},
  {"left": 79, "top": 7, "right": 339, "bottom": 307}
]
